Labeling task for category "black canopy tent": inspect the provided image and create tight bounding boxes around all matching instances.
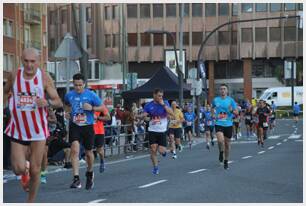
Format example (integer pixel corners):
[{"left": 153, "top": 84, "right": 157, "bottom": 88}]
[{"left": 122, "top": 66, "right": 191, "bottom": 103}]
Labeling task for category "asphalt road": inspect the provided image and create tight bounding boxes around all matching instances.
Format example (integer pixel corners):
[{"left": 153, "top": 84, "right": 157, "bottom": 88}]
[{"left": 3, "top": 119, "right": 303, "bottom": 203}]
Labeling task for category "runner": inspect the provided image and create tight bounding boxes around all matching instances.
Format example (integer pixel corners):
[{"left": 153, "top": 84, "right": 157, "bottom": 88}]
[
  {"left": 256, "top": 100, "right": 271, "bottom": 147},
  {"left": 139, "top": 88, "right": 174, "bottom": 175},
  {"left": 269, "top": 101, "right": 277, "bottom": 133},
  {"left": 64, "top": 73, "right": 105, "bottom": 190},
  {"left": 212, "top": 84, "right": 238, "bottom": 170},
  {"left": 293, "top": 102, "right": 301, "bottom": 123},
  {"left": 184, "top": 106, "right": 197, "bottom": 149},
  {"left": 244, "top": 104, "right": 253, "bottom": 139},
  {"left": 203, "top": 104, "right": 215, "bottom": 150},
  {"left": 232, "top": 104, "right": 241, "bottom": 141},
  {"left": 92, "top": 90, "right": 110, "bottom": 173},
  {"left": 3, "top": 48, "right": 63, "bottom": 202},
  {"left": 168, "top": 101, "right": 185, "bottom": 158}
]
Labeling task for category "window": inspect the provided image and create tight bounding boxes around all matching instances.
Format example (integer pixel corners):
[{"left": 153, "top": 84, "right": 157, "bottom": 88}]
[
  {"left": 153, "top": 4, "right": 163, "bottom": 18},
  {"left": 105, "top": 6, "right": 112, "bottom": 20},
  {"left": 166, "top": 4, "right": 176, "bottom": 17},
  {"left": 284, "top": 27, "right": 296, "bottom": 41},
  {"left": 298, "top": 28, "right": 303, "bottom": 41},
  {"left": 192, "top": 32, "right": 202, "bottom": 45},
  {"left": 179, "top": 4, "right": 189, "bottom": 17},
  {"left": 3, "top": 54, "right": 8, "bottom": 71},
  {"left": 113, "top": 5, "right": 119, "bottom": 19},
  {"left": 50, "top": 38, "right": 55, "bottom": 51},
  {"left": 86, "top": 7, "right": 92, "bottom": 22},
  {"left": 285, "top": 3, "right": 296, "bottom": 11},
  {"left": 242, "top": 3, "right": 253, "bottom": 13},
  {"left": 61, "top": 9, "right": 67, "bottom": 24},
  {"left": 219, "top": 3, "right": 229, "bottom": 16},
  {"left": 87, "top": 35, "right": 92, "bottom": 49},
  {"left": 141, "top": 33, "right": 150, "bottom": 46},
  {"left": 49, "top": 11, "right": 55, "bottom": 24},
  {"left": 298, "top": 3, "right": 303, "bottom": 10},
  {"left": 167, "top": 32, "right": 176, "bottom": 46},
  {"left": 113, "top": 34, "right": 119, "bottom": 47},
  {"left": 105, "top": 34, "right": 111, "bottom": 48},
  {"left": 270, "top": 3, "right": 281, "bottom": 12},
  {"left": 94, "top": 61, "right": 100, "bottom": 79},
  {"left": 270, "top": 27, "right": 281, "bottom": 41},
  {"left": 3, "top": 19, "right": 13, "bottom": 37},
  {"left": 255, "top": 28, "right": 267, "bottom": 42},
  {"left": 219, "top": 31, "right": 230, "bottom": 45},
  {"left": 241, "top": 28, "right": 253, "bottom": 42},
  {"left": 153, "top": 33, "right": 163, "bottom": 45},
  {"left": 127, "top": 4, "right": 137, "bottom": 18},
  {"left": 192, "top": 3, "right": 202, "bottom": 17},
  {"left": 205, "top": 32, "right": 216, "bottom": 46},
  {"left": 3, "top": 54, "right": 14, "bottom": 71},
  {"left": 183, "top": 32, "right": 189, "bottom": 45},
  {"left": 128, "top": 33, "right": 137, "bottom": 46},
  {"left": 231, "top": 31, "right": 237, "bottom": 44},
  {"left": 232, "top": 3, "right": 238, "bottom": 16},
  {"left": 140, "top": 4, "right": 150, "bottom": 18},
  {"left": 43, "top": 33, "right": 47, "bottom": 46},
  {"left": 205, "top": 3, "right": 216, "bottom": 16},
  {"left": 255, "top": 3, "right": 267, "bottom": 12}
]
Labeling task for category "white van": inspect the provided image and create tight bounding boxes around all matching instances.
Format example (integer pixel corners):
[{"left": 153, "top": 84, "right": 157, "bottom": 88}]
[{"left": 259, "top": 87, "right": 303, "bottom": 107}]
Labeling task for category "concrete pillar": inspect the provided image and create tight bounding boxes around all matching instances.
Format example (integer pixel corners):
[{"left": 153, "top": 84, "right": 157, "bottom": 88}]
[
  {"left": 243, "top": 58, "right": 252, "bottom": 101},
  {"left": 208, "top": 60, "right": 215, "bottom": 104}
]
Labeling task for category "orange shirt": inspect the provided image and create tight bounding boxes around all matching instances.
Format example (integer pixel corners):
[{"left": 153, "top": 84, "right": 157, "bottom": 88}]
[{"left": 93, "top": 106, "right": 109, "bottom": 135}]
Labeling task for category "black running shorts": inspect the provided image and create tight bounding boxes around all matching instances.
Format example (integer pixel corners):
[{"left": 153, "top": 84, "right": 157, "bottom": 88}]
[
  {"left": 148, "top": 131, "right": 167, "bottom": 147},
  {"left": 69, "top": 122, "right": 95, "bottom": 150},
  {"left": 168, "top": 128, "right": 182, "bottom": 139},
  {"left": 215, "top": 125, "right": 233, "bottom": 139},
  {"left": 184, "top": 126, "right": 192, "bottom": 134},
  {"left": 94, "top": 134, "right": 105, "bottom": 148}
]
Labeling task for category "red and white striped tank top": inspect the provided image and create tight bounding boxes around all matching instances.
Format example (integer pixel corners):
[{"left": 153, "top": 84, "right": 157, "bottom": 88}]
[{"left": 5, "top": 67, "right": 50, "bottom": 141}]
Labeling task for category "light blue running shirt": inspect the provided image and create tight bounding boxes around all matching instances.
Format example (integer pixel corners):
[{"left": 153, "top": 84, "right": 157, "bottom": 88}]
[{"left": 212, "top": 96, "right": 237, "bottom": 127}]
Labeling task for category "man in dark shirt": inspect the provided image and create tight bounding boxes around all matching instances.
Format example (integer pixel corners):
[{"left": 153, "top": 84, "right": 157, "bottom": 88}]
[{"left": 256, "top": 100, "right": 271, "bottom": 147}]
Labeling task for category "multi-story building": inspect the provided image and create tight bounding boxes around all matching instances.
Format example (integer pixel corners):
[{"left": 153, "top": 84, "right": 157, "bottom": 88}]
[
  {"left": 47, "top": 3, "right": 303, "bottom": 102},
  {"left": 3, "top": 3, "right": 48, "bottom": 81}
]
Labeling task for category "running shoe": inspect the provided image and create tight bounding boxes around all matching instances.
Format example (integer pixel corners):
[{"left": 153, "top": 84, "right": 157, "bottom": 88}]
[
  {"left": 211, "top": 140, "right": 214, "bottom": 146},
  {"left": 172, "top": 153, "right": 177, "bottom": 159},
  {"left": 85, "top": 171, "right": 94, "bottom": 190},
  {"left": 20, "top": 161, "right": 30, "bottom": 192},
  {"left": 178, "top": 144, "right": 183, "bottom": 152},
  {"left": 63, "top": 162, "right": 72, "bottom": 169},
  {"left": 99, "top": 161, "right": 105, "bottom": 173},
  {"left": 152, "top": 166, "right": 159, "bottom": 175},
  {"left": 219, "top": 151, "right": 224, "bottom": 163},
  {"left": 40, "top": 171, "right": 47, "bottom": 184},
  {"left": 70, "top": 177, "right": 81, "bottom": 189},
  {"left": 261, "top": 142, "right": 264, "bottom": 148},
  {"left": 206, "top": 143, "right": 210, "bottom": 150},
  {"left": 224, "top": 160, "right": 229, "bottom": 170},
  {"left": 161, "top": 152, "right": 167, "bottom": 157}
]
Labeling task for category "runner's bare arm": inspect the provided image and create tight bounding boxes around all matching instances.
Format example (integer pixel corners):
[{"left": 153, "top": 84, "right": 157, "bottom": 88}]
[
  {"left": 98, "top": 104, "right": 111, "bottom": 121},
  {"left": 43, "top": 72, "right": 63, "bottom": 108},
  {"left": 163, "top": 105, "right": 175, "bottom": 118}
]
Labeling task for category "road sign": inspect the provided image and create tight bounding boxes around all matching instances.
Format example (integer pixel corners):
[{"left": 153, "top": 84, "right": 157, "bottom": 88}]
[
  {"left": 284, "top": 60, "right": 296, "bottom": 79},
  {"left": 188, "top": 68, "right": 197, "bottom": 79},
  {"left": 190, "top": 79, "right": 202, "bottom": 96},
  {"left": 127, "top": 73, "right": 138, "bottom": 90},
  {"left": 54, "top": 33, "right": 82, "bottom": 59}
]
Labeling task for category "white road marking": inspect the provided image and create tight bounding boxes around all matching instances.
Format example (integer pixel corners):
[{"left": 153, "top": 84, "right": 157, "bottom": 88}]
[
  {"left": 283, "top": 139, "right": 288, "bottom": 142},
  {"left": 288, "top": 135, "right": 301, "bottom": 139},
  {"left": 231, "top": 141, "right": 257, "bottom": 144},
  {"left": 242, "top": 156, "right": 252, "bottom": 159},
  {"left": 228, "top": 161, "right": 234, "bottom": 164},
  {"left": 138, "top": 180, "right": 168, "bottom": 188},
  {"left": 268, "top": 135, "right": 280, "bottom": 139},
  {"left": 188, "top": 169, "right": 207, "bottom": 174},
  {"left": 276, "top": 143, "right": 282, "bottom": 146},
  {"left": 88, "top": 199, "right": 106, "bottom": 203},
  {"left": 268, "top": 146, "right": 274, "bottom": 150},
  {"left": 295, "top": 139, "right": 303, "bottom": 142},
  {"left": 258, "top": 151, "right": 265, "bottom": 154}
]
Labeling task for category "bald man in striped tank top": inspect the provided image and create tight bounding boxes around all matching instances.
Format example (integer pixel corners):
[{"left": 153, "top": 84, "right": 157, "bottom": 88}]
[{"left": 4, "top": 48, "right": 63, "bottom": 202}]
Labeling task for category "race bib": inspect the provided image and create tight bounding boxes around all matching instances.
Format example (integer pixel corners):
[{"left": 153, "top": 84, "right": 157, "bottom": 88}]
[
  {"left": 73, "top": 113, "right": 87, "bottom": 125},
  {"left": 17, "top": 92, "right": 37, "bottom": 111},
  {"left": 170, "top": 120, "right": 177, "bottom": 125},
  {"left": 187, "top": 122, "right": 192, "bottom": 126},
  {"left": 218, "top": 113, "right": 227, "bottom": 121},
  {"left": 263, "top": 122, "right": 269, "bottom": 127},
  {"left": 151, "top": 117, "right": 161, "bottom": 125},
  {"left": 246, "top": 115, "right": 251, "bottom": 120}
]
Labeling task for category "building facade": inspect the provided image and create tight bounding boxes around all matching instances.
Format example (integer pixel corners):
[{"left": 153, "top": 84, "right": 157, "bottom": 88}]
[
  {"left": 3, "top": 3, "right": 48, "bottom": 81},
  {"left": 47, "top": 3, "right": 303, "bottom": 102}
]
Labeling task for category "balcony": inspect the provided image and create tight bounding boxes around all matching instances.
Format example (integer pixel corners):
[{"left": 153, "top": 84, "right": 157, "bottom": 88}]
[
  {"left": 24, "top": 40, "right": 41, "bottom": 50},
  {"left": 24, "top": 9, "right": 41, "bottom": 25}
]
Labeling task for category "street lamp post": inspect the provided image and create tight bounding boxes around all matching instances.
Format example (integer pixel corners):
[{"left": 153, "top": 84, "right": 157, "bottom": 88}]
[
  {"left": 196, "top": 15, "right": 300, "bottom": 135},
  {"left": 145, "top": 30, "right": 184, "bottom": 107}
]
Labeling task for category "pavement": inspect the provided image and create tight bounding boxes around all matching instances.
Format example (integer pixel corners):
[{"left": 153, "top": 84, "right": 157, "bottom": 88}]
[{"left": 3, "top": 119, "right": 303, "bottom": 203}]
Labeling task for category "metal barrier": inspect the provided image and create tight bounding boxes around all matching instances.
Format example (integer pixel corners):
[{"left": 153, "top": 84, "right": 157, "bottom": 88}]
[{"left": 101, "top": 124, "right": 149, "bottom": 157}]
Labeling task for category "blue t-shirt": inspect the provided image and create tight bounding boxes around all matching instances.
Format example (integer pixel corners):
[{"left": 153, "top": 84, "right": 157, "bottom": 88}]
[
  {"left": 64, "top": 89, "right": 102, "bottom": 126},
  {"left": 204, "top": 111, "right": 215, "bottom": 126},
  {"left": 293, "top": 104, "right": 300, "bottom": 114},
  {"left": 184, "top": 112, "right": 196, "bottom": 127},
  {"left": 271, "top": 103, "right": 277, "bottom": 112},
  {"left": 212, "top": 96, "right": 237, "bottom": 127},
  {"left": 144, "top": 100, "right": 170, "bottom": 132}
]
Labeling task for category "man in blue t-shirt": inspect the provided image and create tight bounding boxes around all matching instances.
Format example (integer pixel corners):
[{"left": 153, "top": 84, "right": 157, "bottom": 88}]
[
  {"left": 293, "top": 102, "right": 301, "bottom": 123},
  {"left": 140, "top": 88, "right": 174, "bottom": 175},
  {"left": 64, "top": 73, "right": 105, "bottom": 190},
  {"left": 212, "top": 84, "right": 238, "bottom": 170},
  {"left": 203, "top": 104, "right": 215, "bottom": 150},
  {"left": 184, "top": 106, "right": 197, "bottom": 148}
]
